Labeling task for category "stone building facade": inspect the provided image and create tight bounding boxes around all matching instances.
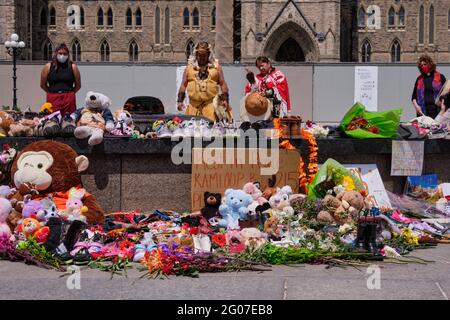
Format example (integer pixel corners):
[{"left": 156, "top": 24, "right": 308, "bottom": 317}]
[
  {"left": 0, "top": 0, "right": 450, "bottom": 63},
  {"left": 356, "top": 0, "right": 450, "bottom": 63}
]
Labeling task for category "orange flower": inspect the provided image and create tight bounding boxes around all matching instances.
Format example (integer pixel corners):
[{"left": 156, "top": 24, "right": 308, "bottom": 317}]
[{"left": 211, "top": 234, "right": 226, "bottom": 247}]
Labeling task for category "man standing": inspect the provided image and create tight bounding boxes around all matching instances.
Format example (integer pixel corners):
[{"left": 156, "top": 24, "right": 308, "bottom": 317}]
[
  {"left": 245, "top": 56, "right": 291, "bottom": 118},
  {"left": 177, "top": 41, "right": 230, "bottom": 122}
]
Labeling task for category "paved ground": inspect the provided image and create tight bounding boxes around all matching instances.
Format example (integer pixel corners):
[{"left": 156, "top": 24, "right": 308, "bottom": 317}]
[{"left": 1, "top": 245, "right": 449, "bottom": 300}]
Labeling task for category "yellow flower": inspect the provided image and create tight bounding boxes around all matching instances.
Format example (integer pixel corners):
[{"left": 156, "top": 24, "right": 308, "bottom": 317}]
[{"left": 342, "top": 176, "right": 356, "bottom": 191}]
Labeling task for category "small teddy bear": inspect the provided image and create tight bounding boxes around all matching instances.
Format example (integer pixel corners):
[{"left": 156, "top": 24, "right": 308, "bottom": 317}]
[
  {"left": 200, "top": 192, "right": 222, "bottom": 220},
  {"left": 243, "top": 182, "right": 268, "bottom": 206},
  {"left": 72, "top": 91, "right": 115, "bottom": 146},
  {"left": 269, "top": 186, "right": 294, "bottom": 215},
  {"left": 218, "top": 189, "right": 253, "bottom": 230}
]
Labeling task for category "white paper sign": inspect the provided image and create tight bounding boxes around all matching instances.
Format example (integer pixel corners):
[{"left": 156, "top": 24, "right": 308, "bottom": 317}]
[
  {"left": 391, "top": 141, "right": 425, "bottom": 176},
  {"left": 362, "top": 168, "right": 392, "bottom": 209},
  {"left": 354, "top": 66, "right": 378, "bottom": 111},
  {"left": 176, "top": 66, "right": 189, "bottom": 109}
]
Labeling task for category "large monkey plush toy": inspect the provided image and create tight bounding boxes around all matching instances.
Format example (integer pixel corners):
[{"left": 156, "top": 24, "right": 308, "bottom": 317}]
[{"left": 10, "top": 140, "right": 105, "bottom": 225}]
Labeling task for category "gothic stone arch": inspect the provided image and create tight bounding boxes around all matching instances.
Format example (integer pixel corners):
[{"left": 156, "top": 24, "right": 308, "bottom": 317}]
[{"left": 263, "top": 21, "right": 319, "bottom": 62}]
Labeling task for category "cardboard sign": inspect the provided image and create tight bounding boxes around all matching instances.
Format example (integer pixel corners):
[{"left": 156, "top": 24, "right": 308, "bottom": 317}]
[
  {"left": 191, "top": 148, "right": 300, "bottom": 211},
  {"left": 391, "top": 141, "right": 424, "bottom": 176}
]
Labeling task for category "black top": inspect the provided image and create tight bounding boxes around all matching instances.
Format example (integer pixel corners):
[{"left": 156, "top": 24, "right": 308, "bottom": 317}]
[
  {"left": 411, "top": 71, "right": 447, "bottom": 106},
  {"left": 47, "top": 62, "right": 75, "bottom": 93}
]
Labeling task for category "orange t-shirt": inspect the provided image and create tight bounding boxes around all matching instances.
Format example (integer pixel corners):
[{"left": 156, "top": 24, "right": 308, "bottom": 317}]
[{"left": 33, "top": 186, "right": 91, "bottom": 210}]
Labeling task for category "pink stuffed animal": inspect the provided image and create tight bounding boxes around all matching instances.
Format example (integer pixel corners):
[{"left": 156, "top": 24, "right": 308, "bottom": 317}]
[
  {"left": 243, "top": 182, "right": 268, "bottom": 206},
  {"left": 0, "top": 197, "right": 13, "bottom": 237},
  {"left": 63, "top": 188, "right": 88, "bottom": 222}
]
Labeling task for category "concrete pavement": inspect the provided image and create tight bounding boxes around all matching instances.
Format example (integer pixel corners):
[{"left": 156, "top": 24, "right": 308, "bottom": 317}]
[{"left": 0, "top": 245, "right": 449, "bottom": 300}]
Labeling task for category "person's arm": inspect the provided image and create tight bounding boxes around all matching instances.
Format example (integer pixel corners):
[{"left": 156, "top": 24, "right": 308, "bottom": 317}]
[
  {"left": 275, "top": 71, "right": 291, "bottom": 112},
  {"left": 72, "top": 63, "right": 81, "bottom": 93},
  {"left": 177, "top": 67, "right": 188, "bottom": 111},
  {"left": 435, "top": 101, "right": 447, "bottom": 124},
  {"left": 411, "top": 77, "right": 423, "bottom": 115},
  {"left": 40, "top": 63, "right": 51, "bottom": 93},
  {"left": 217, "top": 64, "right": 230, "bottom": 110}
]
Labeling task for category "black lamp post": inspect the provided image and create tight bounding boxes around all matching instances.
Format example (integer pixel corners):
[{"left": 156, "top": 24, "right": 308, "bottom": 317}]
[{"left": 4, "top": 33, "right": 25, "bottom": 110}]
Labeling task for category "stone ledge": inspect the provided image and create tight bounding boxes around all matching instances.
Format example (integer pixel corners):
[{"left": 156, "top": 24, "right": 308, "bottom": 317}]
[{"left": 2, "top": 137, "right": 449, "bottom": 155}]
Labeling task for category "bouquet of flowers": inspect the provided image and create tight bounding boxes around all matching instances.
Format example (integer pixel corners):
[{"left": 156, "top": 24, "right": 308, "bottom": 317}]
[
  {"left": 345, "top": 116, "right": 380, "bottom": 134},
  {"left": 307, "top": 159, "right": 365, "bottom": 199},
  {"left": 339, "top": 103, "right": 402, "bottom": 139}
]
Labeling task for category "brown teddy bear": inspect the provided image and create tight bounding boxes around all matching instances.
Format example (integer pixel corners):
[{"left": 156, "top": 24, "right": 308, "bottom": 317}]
[
  {"left": 0, "top": 111, "right": 14, "bottom": 136},
  {"left": 318, "top": 190, "right": 365, "bottom": 225},
  {"left": 10, "top": 140, "right": 105, "bottom": 224},
  {"left": 9, "top": 119, "right": 39, "bottom": 137}
]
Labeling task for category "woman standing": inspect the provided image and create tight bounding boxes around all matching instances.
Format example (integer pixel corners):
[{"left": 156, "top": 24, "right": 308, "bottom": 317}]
[
  {"left": 411, "top": 54, "right": 446, "bottom": 119},
  {"left": 40, "top": 43, "right": 81, "bottom": 116}
]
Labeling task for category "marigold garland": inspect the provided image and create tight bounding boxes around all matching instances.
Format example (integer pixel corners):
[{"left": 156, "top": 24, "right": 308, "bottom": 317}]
[{"left": 278, "top": 126, "right": 318, "bottom": 194}]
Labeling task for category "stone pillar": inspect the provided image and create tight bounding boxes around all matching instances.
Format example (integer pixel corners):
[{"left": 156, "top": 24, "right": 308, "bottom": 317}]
[{"left": 214, "top": 0, "right": 234, "bottom": 63}]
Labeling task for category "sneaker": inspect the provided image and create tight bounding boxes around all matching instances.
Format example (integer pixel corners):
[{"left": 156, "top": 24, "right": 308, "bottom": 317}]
[
  {"left": 224, "top": 121, "right": 240, "bottom": 138},
  {"left": 172, "top": 122, "right": 186, "bottom": 138},
  {"left": 183, "top": 118, "right": 196, "bottom": 137},
  {"left": 211, "top": 122, "right": 225, "bottom": 137},
  {"left": 195, "top": 119, "right": 211, "bottom": 139},
  {"left": 157, "top": 124, "right": 173, "bottom": 138},
  {"left": 43, "top": 116, "right": 61, "bottom": 137},
  {"left": 60, "top": 114, "right": 76, "bottom": 137}
]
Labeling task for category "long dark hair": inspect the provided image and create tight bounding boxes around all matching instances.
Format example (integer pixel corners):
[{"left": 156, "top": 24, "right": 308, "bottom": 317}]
[{"left": 50, "top": 43, "right": 71, "bottom": 71}]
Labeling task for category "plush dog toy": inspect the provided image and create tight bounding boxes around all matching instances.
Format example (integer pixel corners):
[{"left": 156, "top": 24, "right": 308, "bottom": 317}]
[
  {"left": 72, "top": 91, "right": 115, "bottom": 146},
  {"left": 111, "top": 110, "right": 135, "bottom": 136}
]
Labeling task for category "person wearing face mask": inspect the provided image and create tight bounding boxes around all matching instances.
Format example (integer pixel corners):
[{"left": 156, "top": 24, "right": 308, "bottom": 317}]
[
  {"left": 177, "top": 41, "right": 230, "bottom": 122},
  {"left": 245, "top": 56, "right": 291, "bottom": 118},
  {"left": 411, "top": 54, "right": 446, "bottom": 119},
  {"left": 40, "top": 43, "right": 81, "bottom": 117}
]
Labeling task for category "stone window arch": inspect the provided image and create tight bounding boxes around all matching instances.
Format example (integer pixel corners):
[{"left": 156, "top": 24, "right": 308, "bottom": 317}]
[
  {"left": 107, "top": 7, "right": 114, "bottom": 26},
  {"left": 43, "top": 39, "right": 53, "bottom": 61},
  {"left": 136, "top": 7, "right": 142, "bottom": 26},
  {"left": 97, "top": 7, "right": 104, "bottom": 26},
  {"left": 391, "top": 39, "right": 401, "bottom": 63},
  {"left": 126, "top": 8, "right": 132, "bottom": 26},
  {"left": 165, "top": 7, "right": 171, "bottom": 44},
  {"left": 40, "top": 7, "right": 47, "bottom": 26},
  {"left": 100, "top": 40, "right": 110, "bottom": 62},
  {"left": 129, "top": 40, "right": 139, "bottom": 62},
  {"left": 361, "top": 40, "right": 372, "bottom": 63},
  {"left": 71, "top": 39, "right": 81, "bottom": 62},
  {"left": 192, "top": 8, "right": 200, "bottom": 27},
  {"left": 211, "top": 7, "right": 216, "bottom": 29},
  {"left": 358, "top": 7, "right": 366, "bottom": 28},
  {"left": 388, "top": 7, "right": 395, "bottom": 27},
  {"left": 183, "top": 8, "right": 190, "bottom": 27},
  {"left": 49, "top": 6, "right": 56, "bottom": 26},
  {"left": 429, "top": 5, "right": 434, "bottom": 44},
  {"left": 398, "top": 6, "right": 405, "bottom": 26},
  {"left": 186, "top": 39, "right": 195, "bottom": 60},
  {"left": 155, "top": 6, "right": 161, "bottom": 44}
]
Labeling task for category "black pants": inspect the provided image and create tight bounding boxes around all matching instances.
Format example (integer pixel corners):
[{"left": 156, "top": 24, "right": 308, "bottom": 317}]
[{"left": 417, "top": 104, "right": 439, "bottom": 119}]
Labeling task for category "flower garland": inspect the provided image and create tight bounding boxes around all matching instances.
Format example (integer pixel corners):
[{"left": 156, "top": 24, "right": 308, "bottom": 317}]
[{"left": 278, "top": 126, "right": 319, "bottom": 194}]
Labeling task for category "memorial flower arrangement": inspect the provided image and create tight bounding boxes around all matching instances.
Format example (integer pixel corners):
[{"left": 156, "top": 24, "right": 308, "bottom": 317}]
[{"left": 345, "top": 116, "right": 380, "bottom": 134}]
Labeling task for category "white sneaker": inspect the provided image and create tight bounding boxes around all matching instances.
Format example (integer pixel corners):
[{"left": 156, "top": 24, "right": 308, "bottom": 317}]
[
  {"left": 211, "top": 122, "right": 225, "bottom": 137},
  {"left": 157, "top": 124, "right": 172, "bottom": 138},
  {"left": 172, "top": 122, "right": 186, "bottom": 138},
  {"left": 183, "top": 118, "right": 196, "bottom": 137}
]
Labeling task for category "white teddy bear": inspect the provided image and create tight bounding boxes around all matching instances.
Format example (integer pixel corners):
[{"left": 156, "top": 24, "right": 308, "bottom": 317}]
[{"left": 71, "top": 91, "right": 115, "bottom": 146}]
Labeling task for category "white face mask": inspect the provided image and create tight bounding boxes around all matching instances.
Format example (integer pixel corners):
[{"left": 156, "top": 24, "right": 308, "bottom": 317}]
[{"left": 57, "top": 54, "right": 68, "bottom": 63}]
